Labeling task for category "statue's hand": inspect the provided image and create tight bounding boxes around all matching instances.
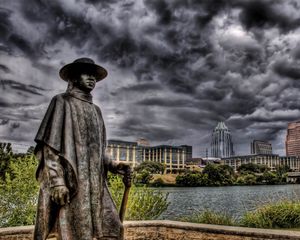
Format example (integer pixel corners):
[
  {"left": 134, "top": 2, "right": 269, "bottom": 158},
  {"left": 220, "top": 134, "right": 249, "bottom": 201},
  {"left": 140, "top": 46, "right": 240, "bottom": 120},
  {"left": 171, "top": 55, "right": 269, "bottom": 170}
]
[
  {"left": 120, "top": 164, "right": 132, "bottom": 188},
  {"left": 50, "top": 186, "right": 70, "bottom": 206}
]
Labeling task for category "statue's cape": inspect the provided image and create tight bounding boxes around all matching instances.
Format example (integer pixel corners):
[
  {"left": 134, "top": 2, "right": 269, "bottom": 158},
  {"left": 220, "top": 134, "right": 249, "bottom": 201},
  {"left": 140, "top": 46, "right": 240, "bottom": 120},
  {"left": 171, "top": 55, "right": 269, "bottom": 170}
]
[{"left": 35, "top": 93, "right": 80, "bottom": 196}]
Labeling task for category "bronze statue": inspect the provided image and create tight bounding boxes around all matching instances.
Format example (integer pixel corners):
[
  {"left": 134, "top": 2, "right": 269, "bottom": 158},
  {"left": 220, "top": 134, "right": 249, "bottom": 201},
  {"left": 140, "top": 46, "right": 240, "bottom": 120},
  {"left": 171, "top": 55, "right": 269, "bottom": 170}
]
[{"left": 33, "top": 58, "right": 131, "bottom": 240}]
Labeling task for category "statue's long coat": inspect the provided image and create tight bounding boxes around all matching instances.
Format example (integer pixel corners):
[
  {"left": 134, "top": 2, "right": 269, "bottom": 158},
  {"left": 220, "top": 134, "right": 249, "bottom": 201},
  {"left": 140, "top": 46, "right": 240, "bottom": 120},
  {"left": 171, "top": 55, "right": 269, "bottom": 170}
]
[{"left": 34, "top": 92, "right": 122, "bottom": 240}]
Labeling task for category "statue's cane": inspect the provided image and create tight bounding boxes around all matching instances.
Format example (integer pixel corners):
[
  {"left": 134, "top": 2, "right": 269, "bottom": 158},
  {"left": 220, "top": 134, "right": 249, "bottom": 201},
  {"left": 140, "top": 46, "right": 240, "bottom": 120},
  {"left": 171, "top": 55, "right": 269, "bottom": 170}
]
[
  {"left": 119, "top": 169, "right": 131, "bottom": 223},
  {"left": 119, "top": 185, "right": 131, "bottom": 223}
]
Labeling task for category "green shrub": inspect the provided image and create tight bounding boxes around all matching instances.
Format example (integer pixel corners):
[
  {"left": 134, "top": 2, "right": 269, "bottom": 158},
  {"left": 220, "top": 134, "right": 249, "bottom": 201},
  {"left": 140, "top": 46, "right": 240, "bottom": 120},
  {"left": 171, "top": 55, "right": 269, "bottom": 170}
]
[
  {"left": 262, "top": 171, "right": 279, "bottom": 184},
  {"left": 241, "top": 200, "right": 300, "bottom": 228},
  {"left": 134, "top": 161, "right": 165, "bottom": 174},
  {"left": 235, "top": 174, "right": 257, "bottom": 185},
  {"left": 134, "top": 170, "right": 153, "bottom": 184},
  {"left": 0, "top": 154, "right": 39, "bottom": 227},
  {"left": 151, "top": 177, "right": 164, "bottom": 187},
  {"left": 109, "top": 175, "right": 169, "bottom": 220},
  {"left": 180, "top": 210, "right": 236, "bottom": 226},
  {"left": 238, "top": 163, "right": 268, "bottom": 174}
]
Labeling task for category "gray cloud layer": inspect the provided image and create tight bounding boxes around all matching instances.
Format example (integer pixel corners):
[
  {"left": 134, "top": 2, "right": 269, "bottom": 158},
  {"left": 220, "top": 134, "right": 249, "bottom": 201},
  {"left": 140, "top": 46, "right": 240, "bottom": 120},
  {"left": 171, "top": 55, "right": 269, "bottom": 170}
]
[{"left": 1, "top": 0, "right": 300, "bottom": 155}]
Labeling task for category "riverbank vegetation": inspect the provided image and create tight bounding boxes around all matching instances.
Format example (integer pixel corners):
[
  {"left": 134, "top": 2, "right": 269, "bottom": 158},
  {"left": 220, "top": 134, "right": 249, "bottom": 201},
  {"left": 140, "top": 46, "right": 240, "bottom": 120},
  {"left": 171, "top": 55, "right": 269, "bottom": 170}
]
[
  {"left": 181, "top": 200, "right": 300, "bottom": 229},
  {"left": 109, "top": 175, "right": 169, "bottom": 220},
  {"left": 175, "top": 163, "right": 290, "bottom": 187},
  {"left": 241, "top": 200, "right": 300, "bottom": 228},
  {"left": 133, "top": 161, "right": 291, "bottom": 187}
]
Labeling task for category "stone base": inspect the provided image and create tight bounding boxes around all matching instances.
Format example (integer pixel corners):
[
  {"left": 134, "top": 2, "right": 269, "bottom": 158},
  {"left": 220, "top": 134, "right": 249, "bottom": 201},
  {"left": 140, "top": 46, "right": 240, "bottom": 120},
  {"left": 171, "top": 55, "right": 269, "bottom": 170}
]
[{"left": 1, "top": 220, "right": 300, "bottom": 240}]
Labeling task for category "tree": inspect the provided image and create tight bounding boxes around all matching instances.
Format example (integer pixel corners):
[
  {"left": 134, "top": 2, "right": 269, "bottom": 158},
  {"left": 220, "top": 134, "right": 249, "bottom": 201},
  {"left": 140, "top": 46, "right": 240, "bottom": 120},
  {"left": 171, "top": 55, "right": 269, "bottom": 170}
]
[
  {"left": 274, "top": 165, "right": 289, "bottom": 183},
  {"left": 0, "top": 142, "right": 13, "bottom": 180},
  {"left": 0, "top": 154, "right": 39, "bottom": 227},
  {"left": 134, "top": 170, "right": 153, "bottom": 184},
  {"left": 176, "top": 172, "right": 209, "bottom": 187},
  {"left": 263, "top": 171, "right": 278, "bottom": 184},
  {"left": 236, "top": 174, "right": 257, "bottom": 185},
  {"left": 134, "top": 161, "right": 165, "bottom": 174},
  {"left": 238, "top": 163, "right": 268, "bottom": 174},
  {"left": 202, "top": 164, "right": 234, "bottom": 186}
]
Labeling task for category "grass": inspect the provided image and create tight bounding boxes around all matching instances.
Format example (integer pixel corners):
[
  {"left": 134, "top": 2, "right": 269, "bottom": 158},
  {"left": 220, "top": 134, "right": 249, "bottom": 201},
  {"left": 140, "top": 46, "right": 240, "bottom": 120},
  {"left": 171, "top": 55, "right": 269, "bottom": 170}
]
[
  {"left": 181, "top": 200, "right": 300, "bottom": 229},
  {"left": 180, "top": 210, "right": 236, "bottom": 226},
  {"left": 240, "top": 200, "right": 300, "bottom": 229}
]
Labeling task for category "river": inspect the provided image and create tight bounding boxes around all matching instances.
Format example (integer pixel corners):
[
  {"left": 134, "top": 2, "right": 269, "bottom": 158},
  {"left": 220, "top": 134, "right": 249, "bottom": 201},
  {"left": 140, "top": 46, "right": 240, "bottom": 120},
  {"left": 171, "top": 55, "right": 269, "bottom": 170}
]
[{"left": 157, "top": 184, "right": 300, "bottom": 220}]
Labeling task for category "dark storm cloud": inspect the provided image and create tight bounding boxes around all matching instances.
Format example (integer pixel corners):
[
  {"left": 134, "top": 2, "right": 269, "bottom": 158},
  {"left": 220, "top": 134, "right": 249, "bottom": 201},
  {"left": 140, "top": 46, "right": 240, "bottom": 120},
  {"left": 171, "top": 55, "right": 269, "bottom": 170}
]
[
  {"left": 117, "top": 117, "right": 183, "bottom": 141},
  {"left": 273, "top": 59, "right": 300, "bottom": 80},
  {"left": 0, "top": 64, "right": 10, "bottom": 73},
  {"left": 144, "top": 0, "right": 173, "bottom": 25},
  {"left": 119, "top": 82, "right": 162, "bottom": 92},
  {"left": 10, "top": 122, "right": 20, "bottom": 129},
  {"left": 238, "top": 0, "right": 300, "bottom": 33},
  {"left": 137, "top": 97, "right": 196, "bottom": 108},
  {"left": 0, "top": 119, "right": 9, "bottom": 125},
  {"left": 172, "top": 108, "right": 219, "bottom": 126},
  {"left": 1, "top": 0, "right": 300, "bottom": 155},
  {"left": 0, "top": 7, "right": 12, "bottom": 37},
  {"left": 0, "top": 79, "right": 44, "bottom": 96},
  {"left": 9, "top": 34, "right": 36, "bottom": 57}
]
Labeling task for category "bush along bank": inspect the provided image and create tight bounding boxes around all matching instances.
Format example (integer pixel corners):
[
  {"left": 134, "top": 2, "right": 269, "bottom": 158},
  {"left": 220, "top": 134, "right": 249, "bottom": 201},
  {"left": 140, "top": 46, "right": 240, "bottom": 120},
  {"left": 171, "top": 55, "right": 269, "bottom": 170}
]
[
  {"left": 175, "top": 163, "right": 290, "bottom": 187},
  {"left": 181, "top": 200, "right": 300, "bottom": 229}
]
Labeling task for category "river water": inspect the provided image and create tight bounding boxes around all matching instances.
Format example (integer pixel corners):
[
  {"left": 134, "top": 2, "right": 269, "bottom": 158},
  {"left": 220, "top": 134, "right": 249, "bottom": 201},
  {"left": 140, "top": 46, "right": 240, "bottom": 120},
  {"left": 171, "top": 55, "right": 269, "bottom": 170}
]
[{"left": 157, "top": 184, "right": 300, "bottom": 220}]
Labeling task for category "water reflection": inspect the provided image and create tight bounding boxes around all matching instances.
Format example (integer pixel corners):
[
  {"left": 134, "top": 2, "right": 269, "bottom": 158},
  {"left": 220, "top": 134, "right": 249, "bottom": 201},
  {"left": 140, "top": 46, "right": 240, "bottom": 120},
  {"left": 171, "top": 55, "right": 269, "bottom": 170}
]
[{"left": 158, "top": 184, "right": 300, "bottom": 220}]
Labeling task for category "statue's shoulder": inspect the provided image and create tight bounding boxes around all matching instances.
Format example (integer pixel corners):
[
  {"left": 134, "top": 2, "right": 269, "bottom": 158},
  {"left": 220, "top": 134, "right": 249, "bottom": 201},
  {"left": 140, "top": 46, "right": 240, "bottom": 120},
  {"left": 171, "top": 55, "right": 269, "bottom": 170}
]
[
  {"left": 93, "top": 103, "right": 102, "bottom": 113},
  {"left": 51, "top": 93, "right": 72, "bottom": 102}
]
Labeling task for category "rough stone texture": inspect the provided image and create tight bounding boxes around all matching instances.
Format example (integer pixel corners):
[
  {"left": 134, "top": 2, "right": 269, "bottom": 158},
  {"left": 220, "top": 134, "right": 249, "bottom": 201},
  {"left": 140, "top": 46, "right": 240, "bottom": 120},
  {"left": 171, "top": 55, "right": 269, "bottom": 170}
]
[{"left": 1, "top": 220, "right": 300, "bottom": 240}]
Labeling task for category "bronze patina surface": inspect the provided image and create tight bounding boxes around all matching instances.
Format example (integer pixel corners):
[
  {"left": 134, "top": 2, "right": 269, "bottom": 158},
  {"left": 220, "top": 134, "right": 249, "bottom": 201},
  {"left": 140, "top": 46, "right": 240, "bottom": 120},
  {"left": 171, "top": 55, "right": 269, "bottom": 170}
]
[{"left": 34, "top": 58, "right": 131, "bottom": 240}]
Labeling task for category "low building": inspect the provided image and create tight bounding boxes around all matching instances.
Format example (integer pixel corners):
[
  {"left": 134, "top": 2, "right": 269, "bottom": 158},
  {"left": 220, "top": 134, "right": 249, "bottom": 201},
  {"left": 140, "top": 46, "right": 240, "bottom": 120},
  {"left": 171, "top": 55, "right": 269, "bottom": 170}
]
[
  {"left": 185, "top": 158, "right": 203, "bottom": 171},
  {"left": 106, "top": 140, "right": 139, "bottom": 167},
  {"left": 251, "top": 140, "right": 272, "bottom": 155},
  {"left": 202, "top": 157, "right": 221, "bottom": 165},
  {"left": 142, "top": 145, "right": 192, "bottom": 173},
  {"left": 221, "top": 154, "right": 300, "bottom": 172},
  {"left": 280, "top": 156, "right": 300, "bottom": 172},
  {"left": 107, "top": 139, "right": 192, "bottom": 172}
]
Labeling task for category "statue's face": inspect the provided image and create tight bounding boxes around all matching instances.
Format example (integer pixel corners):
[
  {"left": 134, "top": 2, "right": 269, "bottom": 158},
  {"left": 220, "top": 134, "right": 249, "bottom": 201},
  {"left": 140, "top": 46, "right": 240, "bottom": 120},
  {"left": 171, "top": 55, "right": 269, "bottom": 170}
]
[{"left": 76, "top": 74, "right": 97, "bottom": 92}]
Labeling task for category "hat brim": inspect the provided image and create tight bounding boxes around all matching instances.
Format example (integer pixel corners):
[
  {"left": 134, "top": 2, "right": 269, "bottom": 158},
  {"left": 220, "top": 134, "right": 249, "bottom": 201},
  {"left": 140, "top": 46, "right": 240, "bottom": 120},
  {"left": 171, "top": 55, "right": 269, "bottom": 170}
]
[{"left": 59, "top": 62, "right": 108, "bottom": 82}]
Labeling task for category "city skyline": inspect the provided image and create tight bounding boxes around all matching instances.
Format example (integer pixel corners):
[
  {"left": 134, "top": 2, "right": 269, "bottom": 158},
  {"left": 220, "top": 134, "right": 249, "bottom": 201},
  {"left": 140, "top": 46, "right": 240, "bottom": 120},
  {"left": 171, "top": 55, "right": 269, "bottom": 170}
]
[{"left": 1, "top": 1, "right": 300, "bottom": 156}]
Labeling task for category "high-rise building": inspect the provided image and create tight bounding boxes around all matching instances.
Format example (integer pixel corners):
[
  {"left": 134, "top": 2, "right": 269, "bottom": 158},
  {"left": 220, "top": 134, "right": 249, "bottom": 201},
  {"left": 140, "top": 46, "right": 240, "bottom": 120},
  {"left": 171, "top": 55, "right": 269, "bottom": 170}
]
[
  {"left": 251, "top": 140, "right": 272, "bottom": 155},
  {"left": 211, "top": 121, "right": 234, "bottom": 158},
  {"left": 286, "top": 121, "right": 300, "bottom": 156}
]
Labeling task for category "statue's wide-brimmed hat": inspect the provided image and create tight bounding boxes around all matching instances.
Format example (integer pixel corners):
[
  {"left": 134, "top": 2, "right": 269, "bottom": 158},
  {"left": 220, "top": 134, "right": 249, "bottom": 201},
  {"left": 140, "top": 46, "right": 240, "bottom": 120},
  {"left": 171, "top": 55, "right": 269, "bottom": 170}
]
[{"left": 59, "top": 58, "right": 108, "bottom": 82}]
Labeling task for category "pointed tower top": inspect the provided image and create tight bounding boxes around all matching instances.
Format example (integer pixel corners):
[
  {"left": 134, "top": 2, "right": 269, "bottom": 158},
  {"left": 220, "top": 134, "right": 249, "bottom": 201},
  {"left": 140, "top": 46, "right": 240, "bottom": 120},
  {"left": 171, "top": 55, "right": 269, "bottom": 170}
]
[{"left": 215, "top": 121, "right": 228, "bottom": 130}]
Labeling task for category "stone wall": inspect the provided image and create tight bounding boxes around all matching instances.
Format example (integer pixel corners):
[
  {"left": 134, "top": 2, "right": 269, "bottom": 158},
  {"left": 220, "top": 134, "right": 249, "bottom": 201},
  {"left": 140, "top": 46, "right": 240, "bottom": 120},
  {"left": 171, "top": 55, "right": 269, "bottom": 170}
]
[{"left": 1, "top": 220, "right": 300, "bottom": 240}]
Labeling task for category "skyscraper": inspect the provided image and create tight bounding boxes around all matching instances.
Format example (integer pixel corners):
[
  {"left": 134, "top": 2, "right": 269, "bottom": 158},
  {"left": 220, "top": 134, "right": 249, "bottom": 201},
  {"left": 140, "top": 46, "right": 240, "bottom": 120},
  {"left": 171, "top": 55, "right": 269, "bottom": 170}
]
[
  {"left": 211, "top": 121, "right": 234, "bottom": 158},
  {"left": 286, "top": 121, "right": 300, "bottom": 156}
]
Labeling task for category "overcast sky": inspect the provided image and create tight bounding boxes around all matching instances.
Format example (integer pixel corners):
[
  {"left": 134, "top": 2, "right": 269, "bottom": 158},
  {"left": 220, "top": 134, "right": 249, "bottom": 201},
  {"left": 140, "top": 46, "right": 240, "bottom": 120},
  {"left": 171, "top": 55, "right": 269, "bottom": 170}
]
[{"left": 1, "top": 0, "right": 300, "bottom": 156}]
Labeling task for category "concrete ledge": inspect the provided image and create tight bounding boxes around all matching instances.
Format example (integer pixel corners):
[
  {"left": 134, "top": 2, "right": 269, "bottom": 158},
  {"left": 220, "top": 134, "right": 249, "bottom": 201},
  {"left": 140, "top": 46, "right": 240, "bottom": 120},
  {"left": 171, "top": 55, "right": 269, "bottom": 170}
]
[
  {"left": 1, "top": 220, "right": 300, "bottom": 239},
  {"left": 125, "top": 220, "right": 300, "bottom": 239}
]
